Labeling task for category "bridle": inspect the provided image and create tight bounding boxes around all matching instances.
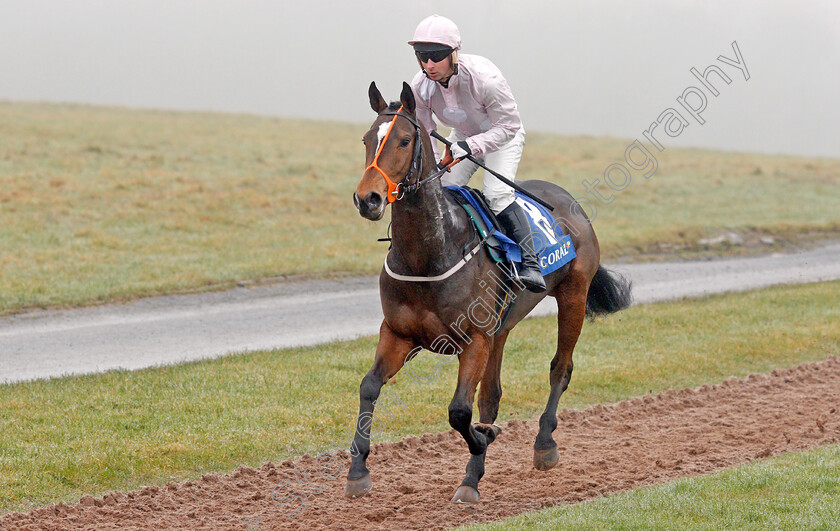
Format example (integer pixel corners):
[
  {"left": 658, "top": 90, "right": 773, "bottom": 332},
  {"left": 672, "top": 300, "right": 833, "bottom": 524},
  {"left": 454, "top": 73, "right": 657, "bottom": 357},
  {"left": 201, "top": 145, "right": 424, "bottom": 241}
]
[
  {"left": 365, "top": 105, "right": 456, "bottom": 203},
  {"left": 364, "top": 105, "right": 478, "bottom": 282},
  {"left": 365, "top": 105, "right": 423, "bottom": 202}
]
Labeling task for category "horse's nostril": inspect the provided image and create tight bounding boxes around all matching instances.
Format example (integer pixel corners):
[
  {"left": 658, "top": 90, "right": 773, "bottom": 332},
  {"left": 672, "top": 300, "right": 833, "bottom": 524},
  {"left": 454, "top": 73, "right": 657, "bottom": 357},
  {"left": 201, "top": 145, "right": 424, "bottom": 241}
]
[
  {"left": 352, "top": 192, "right": 361, "bottom": 209},
  {"left": 366, "top": 192, "right": 382, "bottom": 210}
]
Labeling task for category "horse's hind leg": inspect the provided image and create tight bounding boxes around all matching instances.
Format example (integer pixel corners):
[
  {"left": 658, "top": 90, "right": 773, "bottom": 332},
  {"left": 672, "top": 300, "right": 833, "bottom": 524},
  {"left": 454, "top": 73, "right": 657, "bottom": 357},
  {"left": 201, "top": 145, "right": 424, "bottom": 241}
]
[
  {"left": 345, "top": 321, "right": 415, "bottom": 498},
  {"left": 449, "top": 335, "right": 498, "bottom": 504},
  {"left": 533, "top": 280, "right": 587, "bottom": 471}
]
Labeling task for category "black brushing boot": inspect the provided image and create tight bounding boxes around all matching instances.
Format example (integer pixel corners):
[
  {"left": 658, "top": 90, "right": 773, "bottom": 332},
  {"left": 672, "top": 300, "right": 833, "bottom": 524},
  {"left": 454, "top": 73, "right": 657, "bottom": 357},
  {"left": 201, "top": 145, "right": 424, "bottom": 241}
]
[{"left": 496, "top": 202, "right": 547, "bottom": 293}]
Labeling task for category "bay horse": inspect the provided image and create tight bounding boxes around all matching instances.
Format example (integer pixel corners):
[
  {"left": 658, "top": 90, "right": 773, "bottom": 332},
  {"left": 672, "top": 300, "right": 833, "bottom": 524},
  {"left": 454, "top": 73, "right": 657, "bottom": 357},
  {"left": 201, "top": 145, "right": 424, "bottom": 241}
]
[{"left": 347, "top": 81, "right": 632, "bottom": 503}]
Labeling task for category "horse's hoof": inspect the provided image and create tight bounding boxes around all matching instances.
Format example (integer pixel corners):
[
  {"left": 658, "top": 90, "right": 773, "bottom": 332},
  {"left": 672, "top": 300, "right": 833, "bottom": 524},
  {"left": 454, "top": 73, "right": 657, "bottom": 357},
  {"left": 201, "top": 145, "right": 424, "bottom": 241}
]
[
  {"left": 533, "top": 446, "right": 559, "bottom": 471},
  {"left": 451, "top": 485, "right": 480, "bottom": 504},
  {"left": 344, "top": 474, "right": 372, "bottom": 498}
]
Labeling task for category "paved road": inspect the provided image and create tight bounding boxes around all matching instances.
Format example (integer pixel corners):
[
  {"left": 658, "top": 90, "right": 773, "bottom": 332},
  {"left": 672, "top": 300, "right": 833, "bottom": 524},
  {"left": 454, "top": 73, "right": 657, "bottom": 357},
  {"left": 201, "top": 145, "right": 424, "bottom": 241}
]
[{"left": 2, "top": 243, "right": 840, "bottom": 384}]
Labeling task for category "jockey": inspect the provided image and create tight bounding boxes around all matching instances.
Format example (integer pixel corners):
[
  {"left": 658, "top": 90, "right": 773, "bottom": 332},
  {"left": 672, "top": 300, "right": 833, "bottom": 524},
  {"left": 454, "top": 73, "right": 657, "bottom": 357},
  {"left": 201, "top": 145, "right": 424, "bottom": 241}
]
[{"left": 408, "top": 15, "right": 546, "bottom": 293}]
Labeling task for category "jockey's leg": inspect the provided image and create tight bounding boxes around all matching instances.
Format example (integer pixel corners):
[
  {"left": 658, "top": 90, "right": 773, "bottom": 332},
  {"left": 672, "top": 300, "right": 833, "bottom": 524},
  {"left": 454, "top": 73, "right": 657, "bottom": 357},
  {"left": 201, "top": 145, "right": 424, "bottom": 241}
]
[
  {"left": 496, "top": 202, "right": 547, "bottom": 292},
  {"left": 477, "top": 129, "right": 524, "bottom": 215},
  {"left": 482, "top": 130, "right": 546, "bottom": 293}
]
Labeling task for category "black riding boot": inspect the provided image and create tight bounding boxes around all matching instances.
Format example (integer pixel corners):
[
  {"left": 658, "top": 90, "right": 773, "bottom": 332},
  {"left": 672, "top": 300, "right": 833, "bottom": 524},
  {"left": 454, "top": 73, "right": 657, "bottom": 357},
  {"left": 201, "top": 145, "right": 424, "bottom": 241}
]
[{"left": 496, "top": 202, "right": 547, "bottom": 293}]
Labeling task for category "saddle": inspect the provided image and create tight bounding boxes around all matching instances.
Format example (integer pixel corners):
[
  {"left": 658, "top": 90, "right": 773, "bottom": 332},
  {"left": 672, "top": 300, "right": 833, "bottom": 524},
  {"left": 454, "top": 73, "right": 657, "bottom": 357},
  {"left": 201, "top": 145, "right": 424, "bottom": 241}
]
[
  {"left": 445, "top": 186, "right": 577, "bottom": 276},
  {"left": 445, "top": 186, "right": 520, "bottom": 265}
]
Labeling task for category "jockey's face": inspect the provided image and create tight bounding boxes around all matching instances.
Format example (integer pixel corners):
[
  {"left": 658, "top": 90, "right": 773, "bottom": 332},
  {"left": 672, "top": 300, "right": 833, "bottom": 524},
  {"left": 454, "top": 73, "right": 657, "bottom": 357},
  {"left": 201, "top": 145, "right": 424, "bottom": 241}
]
[{"left": 419, "top": 54, "right": 454, "bottom": 83}]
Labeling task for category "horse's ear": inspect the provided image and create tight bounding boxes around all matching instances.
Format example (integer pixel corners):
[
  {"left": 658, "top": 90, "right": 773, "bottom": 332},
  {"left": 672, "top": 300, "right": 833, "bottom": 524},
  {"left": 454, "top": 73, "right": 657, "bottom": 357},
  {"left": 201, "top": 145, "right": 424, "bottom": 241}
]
[
  {"left": 400, "top": 82, "right": 416, "bottom": 114},
  {"left": 369, "top": 82, "right": 387, "bottom": 113}
]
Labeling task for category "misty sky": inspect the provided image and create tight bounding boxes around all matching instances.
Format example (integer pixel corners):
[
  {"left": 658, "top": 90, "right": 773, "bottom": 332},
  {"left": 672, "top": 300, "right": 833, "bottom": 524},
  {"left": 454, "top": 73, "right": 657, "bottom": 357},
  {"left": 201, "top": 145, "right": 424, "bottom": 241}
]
[{"left": 1, "top": 0, "right": 838, "bottom": 158}]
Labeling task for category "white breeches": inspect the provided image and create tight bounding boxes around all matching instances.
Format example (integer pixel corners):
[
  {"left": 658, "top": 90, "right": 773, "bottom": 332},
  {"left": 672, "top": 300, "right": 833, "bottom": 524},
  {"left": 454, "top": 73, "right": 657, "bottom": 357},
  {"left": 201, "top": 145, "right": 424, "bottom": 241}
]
[{"left": 440, "top": 129, "right": 525, "bottom": 214}]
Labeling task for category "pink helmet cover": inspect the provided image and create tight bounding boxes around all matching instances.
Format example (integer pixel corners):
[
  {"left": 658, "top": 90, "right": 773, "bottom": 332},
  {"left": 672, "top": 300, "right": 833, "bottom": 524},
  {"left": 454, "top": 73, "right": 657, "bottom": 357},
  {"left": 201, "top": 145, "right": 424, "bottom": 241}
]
[{"left": 408, "top": 14, "right": 461, "bottom": 50}]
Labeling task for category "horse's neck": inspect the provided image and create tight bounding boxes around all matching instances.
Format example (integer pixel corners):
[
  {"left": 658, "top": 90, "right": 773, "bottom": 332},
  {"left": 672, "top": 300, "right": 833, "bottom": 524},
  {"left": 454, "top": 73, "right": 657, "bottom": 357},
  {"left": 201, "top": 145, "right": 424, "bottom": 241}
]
[{"left": 389, "top": 182, "right": 465, "bottom": 275}]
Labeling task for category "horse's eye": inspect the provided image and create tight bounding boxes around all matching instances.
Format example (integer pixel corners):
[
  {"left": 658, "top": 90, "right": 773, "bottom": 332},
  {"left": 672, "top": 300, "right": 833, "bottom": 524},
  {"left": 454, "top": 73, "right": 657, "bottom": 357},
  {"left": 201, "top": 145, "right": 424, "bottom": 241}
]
[
  {"left": 400, "top": 137, "right": 411, "bottom": 147},
  {"left": 361, "top": 138, "right": 367, "bottom": 145}
]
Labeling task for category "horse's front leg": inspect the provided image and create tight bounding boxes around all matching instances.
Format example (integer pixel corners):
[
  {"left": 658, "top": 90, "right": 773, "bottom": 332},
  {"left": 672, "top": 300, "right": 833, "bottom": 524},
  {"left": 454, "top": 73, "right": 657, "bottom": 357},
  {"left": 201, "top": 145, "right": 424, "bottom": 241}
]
[
  {"left": 449, "top": 334, "right": 500, "bottom": 504},
  {"left": 344, "top": 321, "right": 414, "bottom": 498}
]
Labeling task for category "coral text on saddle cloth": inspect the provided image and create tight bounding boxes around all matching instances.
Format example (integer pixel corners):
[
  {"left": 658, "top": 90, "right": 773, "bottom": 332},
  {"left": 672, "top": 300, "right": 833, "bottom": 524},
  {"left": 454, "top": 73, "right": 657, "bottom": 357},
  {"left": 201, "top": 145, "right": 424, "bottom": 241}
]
[{"left": 514, "top": 192, "right": 576, "bottom": 275}]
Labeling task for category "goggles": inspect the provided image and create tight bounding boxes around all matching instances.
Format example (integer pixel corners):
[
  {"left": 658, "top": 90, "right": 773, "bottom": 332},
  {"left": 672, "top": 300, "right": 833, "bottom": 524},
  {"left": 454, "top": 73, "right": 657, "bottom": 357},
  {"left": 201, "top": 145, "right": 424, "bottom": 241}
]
[{"left": 415, "top": 48, "right": 452, "bottom": 64}]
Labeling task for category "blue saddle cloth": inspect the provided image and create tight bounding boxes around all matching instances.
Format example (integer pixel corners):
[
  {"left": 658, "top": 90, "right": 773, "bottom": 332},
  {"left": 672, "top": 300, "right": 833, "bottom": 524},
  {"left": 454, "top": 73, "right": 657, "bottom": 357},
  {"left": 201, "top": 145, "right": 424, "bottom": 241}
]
[{"left": 446, "top": 186, "right": 576, "bottom": 276}]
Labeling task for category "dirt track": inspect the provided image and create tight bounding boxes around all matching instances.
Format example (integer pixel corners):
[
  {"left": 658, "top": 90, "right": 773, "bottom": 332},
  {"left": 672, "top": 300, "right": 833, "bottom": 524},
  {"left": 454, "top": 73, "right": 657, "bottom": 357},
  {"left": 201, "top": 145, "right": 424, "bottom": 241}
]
[{"left": 4, "top": 356, "right": 840, "bottom": 530}]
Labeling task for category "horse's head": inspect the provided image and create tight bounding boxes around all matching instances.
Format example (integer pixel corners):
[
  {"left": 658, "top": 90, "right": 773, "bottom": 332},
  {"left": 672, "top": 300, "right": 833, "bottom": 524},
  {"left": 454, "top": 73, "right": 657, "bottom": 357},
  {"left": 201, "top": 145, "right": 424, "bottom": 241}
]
[{"left": 353, "top": 81, "right": 423, "bottom": 221}]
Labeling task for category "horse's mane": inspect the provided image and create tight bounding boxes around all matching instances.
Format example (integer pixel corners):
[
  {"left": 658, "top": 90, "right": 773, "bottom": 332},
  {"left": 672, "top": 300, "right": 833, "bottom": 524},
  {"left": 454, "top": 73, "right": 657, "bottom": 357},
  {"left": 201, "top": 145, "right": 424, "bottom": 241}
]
[{"left": 387, "top": 101, "right": 402, "bottom": 112}]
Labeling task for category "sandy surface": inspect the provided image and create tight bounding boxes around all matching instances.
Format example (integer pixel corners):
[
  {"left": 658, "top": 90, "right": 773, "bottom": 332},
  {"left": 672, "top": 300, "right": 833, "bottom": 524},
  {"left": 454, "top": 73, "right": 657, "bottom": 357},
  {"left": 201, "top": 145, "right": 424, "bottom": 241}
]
[{"left": 4, "top": 356, "right": 839, "bottom": 530}]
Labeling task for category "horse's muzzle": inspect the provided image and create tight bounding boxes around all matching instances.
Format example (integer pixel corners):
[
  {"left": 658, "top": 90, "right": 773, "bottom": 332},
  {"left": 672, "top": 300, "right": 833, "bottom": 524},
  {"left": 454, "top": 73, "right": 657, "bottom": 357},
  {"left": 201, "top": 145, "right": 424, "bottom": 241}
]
[{"left": 353, "top": 191, "right": 385, "bottom": 221}]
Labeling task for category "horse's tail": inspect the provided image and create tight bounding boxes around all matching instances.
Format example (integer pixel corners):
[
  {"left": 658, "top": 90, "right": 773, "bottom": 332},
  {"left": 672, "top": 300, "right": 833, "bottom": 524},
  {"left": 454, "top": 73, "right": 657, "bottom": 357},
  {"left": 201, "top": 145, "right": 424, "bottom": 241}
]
[{"left": 585, "top": 265, "right": 633, "bottom": 318}]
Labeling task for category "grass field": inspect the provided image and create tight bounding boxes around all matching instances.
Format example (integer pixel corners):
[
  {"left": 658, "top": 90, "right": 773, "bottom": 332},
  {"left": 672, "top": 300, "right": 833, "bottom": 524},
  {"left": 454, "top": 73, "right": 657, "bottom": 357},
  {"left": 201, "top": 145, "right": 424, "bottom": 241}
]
[
  {"left": 460, "top": 444, "right": 840, "bottom": 530},
  {"left": 1, "top": 280, "right": 838, "bottom": 515},
  {"left": 1, "top": 101, "right": 839, "bottom": 312}
]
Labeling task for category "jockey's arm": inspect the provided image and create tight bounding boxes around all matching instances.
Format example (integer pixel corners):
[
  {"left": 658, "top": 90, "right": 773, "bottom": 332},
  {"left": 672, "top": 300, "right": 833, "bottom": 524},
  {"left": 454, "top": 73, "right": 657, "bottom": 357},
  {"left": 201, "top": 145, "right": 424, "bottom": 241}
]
[{"left": 463, "top": 74, "right": 522, "bottom": 158}]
